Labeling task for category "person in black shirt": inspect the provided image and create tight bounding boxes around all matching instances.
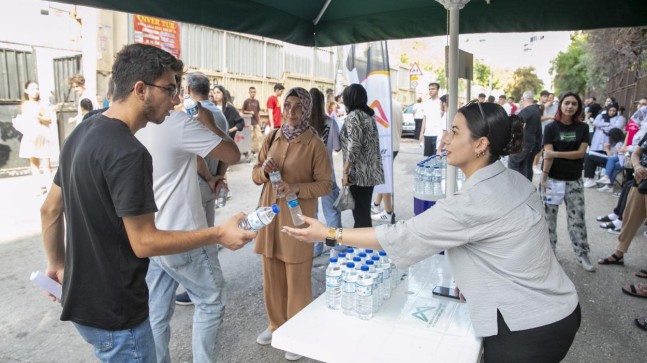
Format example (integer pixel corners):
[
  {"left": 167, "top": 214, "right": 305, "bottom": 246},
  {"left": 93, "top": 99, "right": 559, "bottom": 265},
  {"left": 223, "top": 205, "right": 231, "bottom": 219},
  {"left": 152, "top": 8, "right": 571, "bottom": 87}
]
[
  {"left": 508, "top": 91, "right": 542, "bottom": 180},
  {"left": 40, "top": 44, "right": 255, "bottom": 362},
  {"left": 541, "top": 92, "right": 595, "bottom": 272}
]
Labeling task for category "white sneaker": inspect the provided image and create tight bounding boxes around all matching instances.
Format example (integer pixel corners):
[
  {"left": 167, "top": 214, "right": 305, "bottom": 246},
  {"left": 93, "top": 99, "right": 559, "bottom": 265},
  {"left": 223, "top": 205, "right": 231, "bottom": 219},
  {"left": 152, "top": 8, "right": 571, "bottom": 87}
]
[
  {"left": 596, "top": 175, "right": 611, "bottom": 184},
  {"left": 597, "top": 185, "right": 614, "bottom": 193},
  {"left": 533, "top": 167, "right": 542, "bottom": 175},
  {"left": 370, "top": 203, "right": 381, "bottom": 214},
  {"left": 583, "top": 179, "right": 597, "bottom": 188},
  {"left": 576, "top": 256, "right": 596, "bottom": 272},
  {"left": 371, "top": 210, "right": 392, "bottom": 222},
  {"left": 256, "top": 329, "right": 272, "bottom": 345},
  {"left": 285, "top": 351, "right": 302, "bottom": 361}
]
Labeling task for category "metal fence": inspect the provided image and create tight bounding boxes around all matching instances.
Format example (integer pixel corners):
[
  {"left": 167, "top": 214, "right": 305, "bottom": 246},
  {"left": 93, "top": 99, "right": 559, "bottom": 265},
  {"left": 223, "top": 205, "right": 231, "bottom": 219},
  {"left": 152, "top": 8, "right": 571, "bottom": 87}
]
[{"left": 0, "top": 48, "right": 37, "bottom": 101}]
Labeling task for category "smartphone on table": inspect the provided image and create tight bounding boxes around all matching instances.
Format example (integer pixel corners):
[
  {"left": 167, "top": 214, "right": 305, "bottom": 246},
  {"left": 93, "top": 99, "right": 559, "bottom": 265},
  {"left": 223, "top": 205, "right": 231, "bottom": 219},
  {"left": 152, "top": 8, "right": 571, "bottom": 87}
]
[{"left": 432, "top": 285, "right": 461, "bottom": 300}]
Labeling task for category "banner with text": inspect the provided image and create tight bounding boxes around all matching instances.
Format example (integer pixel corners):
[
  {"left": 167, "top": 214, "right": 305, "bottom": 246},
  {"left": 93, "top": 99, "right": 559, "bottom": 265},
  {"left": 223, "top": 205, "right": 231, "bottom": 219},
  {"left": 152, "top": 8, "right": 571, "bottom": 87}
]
[{"left": 133, "top": 15, "right": 181, "bottom": 59}]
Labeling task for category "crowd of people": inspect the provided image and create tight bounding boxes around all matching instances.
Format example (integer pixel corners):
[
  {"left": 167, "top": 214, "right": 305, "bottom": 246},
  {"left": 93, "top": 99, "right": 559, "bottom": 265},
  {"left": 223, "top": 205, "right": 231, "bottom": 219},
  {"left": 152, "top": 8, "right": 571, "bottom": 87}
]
[{"left": 30, "top": 42, "right": 647, "bottom": 363}]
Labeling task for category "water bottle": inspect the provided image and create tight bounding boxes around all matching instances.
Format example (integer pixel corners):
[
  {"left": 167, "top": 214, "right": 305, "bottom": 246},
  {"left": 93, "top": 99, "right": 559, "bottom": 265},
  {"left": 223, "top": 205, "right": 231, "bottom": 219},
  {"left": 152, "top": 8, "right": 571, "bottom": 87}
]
[
  {"left": 356, "top": 266, "right": 374, "bottom": 320},
  {"left": 371, "top": 255, "right": 387, "bottom": 301},
  {"left": 325, "top": 258, "right": 342, "bottom": 310},
  {"left": 286, "top": 192, "right": 304, "bottom": 226},
  {"left": 379, "top": 251, "right": 395, "bottom": 292},
  {"left": 239, "top": 204, "right": 280, "bottom": 231},
  {"left": 341, "top": 262, "right": 358, "bottom": 316},
  {"left": 352, "top": 257, "right": 362, "bottom": 271},
  {"left": 183, "top": 95, "right": 199, "bottom": 117},
  {"left": 337, "top": 252, "right": 347, "bottom": 267},
  {"left": 268, "top": 169, "right": 284, "bottom": 198},
  {"left": 216, "top": 187, "right": 228, "bottom": 208},
  {"left": 415, "top": 163, "right": 423, "bottom": 193},
  {"left": 358, "top": 252, "right": 367, "bottom": 263},
  {"left": 365, "top": 260, "right": 381, "bottom": 313},
  {"left": 424, "top": 166, "right": 433, "bottom": 195},
  {"left": 345, "top": 247, "right": 355, "bottom": 261},
  {"left": 432, "top": 166, "right": 442, "bottom": 196}
]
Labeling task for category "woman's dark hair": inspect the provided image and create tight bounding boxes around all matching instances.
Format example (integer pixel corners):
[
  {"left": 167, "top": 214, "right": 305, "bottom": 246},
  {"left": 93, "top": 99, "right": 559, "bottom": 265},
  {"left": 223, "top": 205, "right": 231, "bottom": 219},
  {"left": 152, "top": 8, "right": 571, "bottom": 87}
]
[
  {"left": 554, "top": 91, "right": 583, "bottom": 123},
  {"left": 309, "top": 88, "right": 327, "bottom": 135},
  {"left": 23, "top": 80, "right": 39, "bottom": 101},
  {"left": 458, "top": 101, "right": 524, "bottom": 165},
  {"left": 608, "top": 127, "right": 625, "bottom": 145},
  {"left": 212, "top": 85, "right": 232, "bottom": 108},
  {"left": 342, "top": 84, "right": 374, "bottom": 117},
  {"left": 79, "top": 98, "right": 94, "bottom": 112}
]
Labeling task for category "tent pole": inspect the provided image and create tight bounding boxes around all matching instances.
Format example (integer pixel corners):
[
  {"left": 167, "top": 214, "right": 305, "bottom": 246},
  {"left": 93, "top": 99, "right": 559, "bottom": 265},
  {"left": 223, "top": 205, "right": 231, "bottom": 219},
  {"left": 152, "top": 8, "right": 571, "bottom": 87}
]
[
  {"left": 438, "top": 0, "right": 470, "bottom": 195},
  {"left": 313, "top": 0, "right": 332, "bottom": 25}
]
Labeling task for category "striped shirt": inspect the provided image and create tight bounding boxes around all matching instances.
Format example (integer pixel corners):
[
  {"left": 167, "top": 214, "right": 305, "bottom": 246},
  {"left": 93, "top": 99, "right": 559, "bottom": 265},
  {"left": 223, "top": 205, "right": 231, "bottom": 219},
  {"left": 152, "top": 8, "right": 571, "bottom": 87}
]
[{"left": 339, "top": 109, "right": 384, "bottom": 186}]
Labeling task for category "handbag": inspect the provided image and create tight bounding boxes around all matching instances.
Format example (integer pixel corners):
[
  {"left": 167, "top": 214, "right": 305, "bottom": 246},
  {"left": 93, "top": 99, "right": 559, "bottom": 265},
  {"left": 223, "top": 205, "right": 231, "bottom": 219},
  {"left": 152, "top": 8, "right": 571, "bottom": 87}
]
[
  {"left": 637, "top": 179, "right": 647, "bottom": 194},
  {"left": 333, "top": 185, "right": 355, "bottom": 211}
]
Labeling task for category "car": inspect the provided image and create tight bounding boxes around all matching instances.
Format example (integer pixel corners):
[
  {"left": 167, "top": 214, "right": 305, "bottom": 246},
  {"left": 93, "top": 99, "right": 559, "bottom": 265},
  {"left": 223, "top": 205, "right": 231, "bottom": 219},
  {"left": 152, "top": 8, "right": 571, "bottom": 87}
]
[{"left": 401, "top": 104, "right": 416, "bottom": 137}]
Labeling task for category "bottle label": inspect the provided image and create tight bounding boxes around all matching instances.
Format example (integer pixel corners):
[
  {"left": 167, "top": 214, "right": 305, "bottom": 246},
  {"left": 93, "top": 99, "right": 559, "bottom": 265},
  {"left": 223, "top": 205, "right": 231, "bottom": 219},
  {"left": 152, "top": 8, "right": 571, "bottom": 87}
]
[
  {"left": 356, "top": 284, "right": 372, "bottom": 297},
  {"left": 287, "top": 198, "right": 300, "bottom": 208},
  {"left": 326, "top": 275, "right": 341, "bottom": 287},
  {"left": 247, "top": 211, "right": 265, "bottom": 231},
  {"left": 342, "top": 281, "right": 356, "bottom": 293}
]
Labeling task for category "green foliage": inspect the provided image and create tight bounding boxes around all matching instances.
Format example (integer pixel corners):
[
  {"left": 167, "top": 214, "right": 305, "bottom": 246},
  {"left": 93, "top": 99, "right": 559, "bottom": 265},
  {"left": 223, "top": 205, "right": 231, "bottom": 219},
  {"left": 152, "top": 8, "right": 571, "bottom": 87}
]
[
  {"left": 435, "top": 68, "right": 447, "bottom": 90},
  {"left": 550, "top": 33, "right": 588, "bottom": 96},
  {"left": 505, "top": 66, "right": 544, "bottom": 100}
]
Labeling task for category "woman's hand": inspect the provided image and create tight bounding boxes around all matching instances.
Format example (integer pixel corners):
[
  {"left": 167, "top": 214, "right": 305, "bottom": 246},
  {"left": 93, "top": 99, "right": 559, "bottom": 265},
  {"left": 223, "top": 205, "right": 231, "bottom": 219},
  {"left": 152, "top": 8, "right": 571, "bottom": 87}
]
[
  {"left": 275, "top": 181, "right": 299, "bottom": 197},
  {"left": 262, "top": 157, "right": 279, "bottom": 175},
  {"left": 281, "top": 215, "right": 328, "bottom": 242},
  {"left": 341, "top": 173, "right": 350, "bottom": 186},
  {"left": 454, "top": 286, "right": 466, "bottom": 303},
  {"left": 543, "top": 150, "right": 556, "bottom": 159}
]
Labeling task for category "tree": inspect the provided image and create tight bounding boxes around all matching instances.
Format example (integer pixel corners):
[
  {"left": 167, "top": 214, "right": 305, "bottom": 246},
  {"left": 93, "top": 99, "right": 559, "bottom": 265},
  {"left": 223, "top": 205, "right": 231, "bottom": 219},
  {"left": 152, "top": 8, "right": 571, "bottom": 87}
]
[
  {"left": 550, "top": 33, "right": 588, "bottom": 96},
  {"left": 505, "top": 66, "right": 544, "bottom": 101}
]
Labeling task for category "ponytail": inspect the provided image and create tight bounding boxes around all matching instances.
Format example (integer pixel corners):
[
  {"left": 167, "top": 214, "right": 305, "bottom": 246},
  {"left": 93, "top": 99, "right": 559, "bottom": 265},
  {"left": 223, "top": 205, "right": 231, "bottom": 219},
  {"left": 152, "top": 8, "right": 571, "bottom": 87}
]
[{"left": 500, "top": 114, "right": 524, "bottom": 156}]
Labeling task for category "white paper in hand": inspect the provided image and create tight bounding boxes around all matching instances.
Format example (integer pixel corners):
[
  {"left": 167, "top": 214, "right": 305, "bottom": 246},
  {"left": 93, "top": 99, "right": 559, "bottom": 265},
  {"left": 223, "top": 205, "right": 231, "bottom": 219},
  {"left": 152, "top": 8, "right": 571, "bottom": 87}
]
[{"left": 30, "top": 271, "right": 62, "bottom": 300}]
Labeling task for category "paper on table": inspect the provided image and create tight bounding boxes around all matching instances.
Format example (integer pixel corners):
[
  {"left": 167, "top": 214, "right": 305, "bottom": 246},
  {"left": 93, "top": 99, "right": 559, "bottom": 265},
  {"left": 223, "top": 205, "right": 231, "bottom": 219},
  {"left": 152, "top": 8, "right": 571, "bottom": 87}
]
[{"left": 30, "top": 271, "right": 62, "bottom": 300}]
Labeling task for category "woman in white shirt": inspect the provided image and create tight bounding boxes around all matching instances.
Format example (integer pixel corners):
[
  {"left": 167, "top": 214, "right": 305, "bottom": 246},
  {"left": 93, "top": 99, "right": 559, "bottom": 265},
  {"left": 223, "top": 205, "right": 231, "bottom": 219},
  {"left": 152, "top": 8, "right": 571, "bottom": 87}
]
[{"left": 284, "top": 101, "right": 580, "bottom": 362}]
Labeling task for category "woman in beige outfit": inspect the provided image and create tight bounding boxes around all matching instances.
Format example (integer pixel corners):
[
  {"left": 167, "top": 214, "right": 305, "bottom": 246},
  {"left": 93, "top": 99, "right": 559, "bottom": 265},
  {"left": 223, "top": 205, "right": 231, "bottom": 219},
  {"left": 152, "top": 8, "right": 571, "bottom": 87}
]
[{"left": 252, "top": 87, "right": 331, "bottom": 361}]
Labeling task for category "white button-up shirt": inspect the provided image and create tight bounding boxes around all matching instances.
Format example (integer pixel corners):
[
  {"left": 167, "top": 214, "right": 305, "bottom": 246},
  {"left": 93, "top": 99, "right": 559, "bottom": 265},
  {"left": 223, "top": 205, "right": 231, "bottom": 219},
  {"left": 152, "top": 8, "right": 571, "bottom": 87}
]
[{"left": 376, "top": 161, "right": 578, "bottom": 337}]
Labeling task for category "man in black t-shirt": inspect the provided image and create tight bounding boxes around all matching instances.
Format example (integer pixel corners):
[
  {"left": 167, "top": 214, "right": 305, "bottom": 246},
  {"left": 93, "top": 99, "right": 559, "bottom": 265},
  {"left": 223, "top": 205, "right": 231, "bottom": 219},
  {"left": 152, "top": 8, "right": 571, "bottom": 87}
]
[
  {"left": 509, "top": 91, "right": 542, "bottom": 181},
  {"left": 40, "top": 44, "right": 255, "bottom": 362}
]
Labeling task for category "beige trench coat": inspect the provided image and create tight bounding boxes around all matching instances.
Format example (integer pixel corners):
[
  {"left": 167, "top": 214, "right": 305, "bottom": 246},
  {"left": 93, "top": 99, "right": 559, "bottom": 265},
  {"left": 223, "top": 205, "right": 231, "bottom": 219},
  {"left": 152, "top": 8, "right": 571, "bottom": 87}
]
[{"left": 252, "top": 128, "right": 332, "bottom": 263}]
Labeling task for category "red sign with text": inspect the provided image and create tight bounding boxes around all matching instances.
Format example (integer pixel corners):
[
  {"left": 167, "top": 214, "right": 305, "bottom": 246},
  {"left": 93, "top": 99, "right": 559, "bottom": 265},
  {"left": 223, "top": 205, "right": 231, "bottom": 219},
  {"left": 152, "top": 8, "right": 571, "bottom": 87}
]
[{"left": 133, "top": 15, "right": 181, "bottom": 58}]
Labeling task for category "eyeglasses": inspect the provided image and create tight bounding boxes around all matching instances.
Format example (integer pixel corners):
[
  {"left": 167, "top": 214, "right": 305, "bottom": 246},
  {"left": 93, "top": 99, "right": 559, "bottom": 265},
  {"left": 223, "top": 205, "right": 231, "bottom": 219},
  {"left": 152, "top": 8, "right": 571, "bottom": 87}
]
[{"left": 143, "top": 82, "right": 179, "bottom": 98}]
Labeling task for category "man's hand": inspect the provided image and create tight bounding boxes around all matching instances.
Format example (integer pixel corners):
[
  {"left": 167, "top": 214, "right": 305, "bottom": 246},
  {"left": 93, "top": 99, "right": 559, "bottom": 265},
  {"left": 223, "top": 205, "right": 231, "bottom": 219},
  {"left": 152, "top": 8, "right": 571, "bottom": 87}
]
[
  {"left": 45, "top": 266, "right": 64, "bottom": 302},
  {"left": 213, "top": 179, "right": 228, "bottom": 196},
  {"left": 216, "top": 212, "right": 257, "bottom": 250}
]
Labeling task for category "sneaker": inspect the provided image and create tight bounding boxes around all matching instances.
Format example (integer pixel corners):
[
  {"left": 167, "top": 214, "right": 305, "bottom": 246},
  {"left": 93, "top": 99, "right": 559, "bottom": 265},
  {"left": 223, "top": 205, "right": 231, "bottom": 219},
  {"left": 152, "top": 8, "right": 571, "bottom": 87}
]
[
  {"left": 583, "top": 179, "right": 597, "bottom": 188},
  {"left": 576, "top": 256, "right": 596, "bottom": 272},
  {"left": 533, "top": 167, "right": 542, "bottom": 175},
  {"left": 596, "top": 175, "right": 611, "bottom": 185},
  {"left": 175, "top": 291, "right": 193, "bottom": 306},
  {"left": 370, "top": 203, "right": 381, "bottom": 214},
  {"left": 597, "top": 185, "right": 614, "bottom": 193},
  {"left": 284, "top": 351, "right": 302, "bottom": 361},
  {"left": 371, "top": 210, "right": 393, "bottom": 222},
  {"left": 596, "top": 214, "right": 618, "bottom": 222},
  {"left": 256, "top": 329, "right": 272, "bottom": 345},
  {"left": 612, "top": 192, "right": 622, "bottom": 198}
]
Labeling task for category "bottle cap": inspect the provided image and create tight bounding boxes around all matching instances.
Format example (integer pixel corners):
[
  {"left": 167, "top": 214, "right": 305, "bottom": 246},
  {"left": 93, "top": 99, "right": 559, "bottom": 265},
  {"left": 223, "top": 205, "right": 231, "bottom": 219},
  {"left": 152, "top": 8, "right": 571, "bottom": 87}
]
[
  {"left": 329, "top": 257, "right": 338, "bottom": 263},
  {"left": 346, "top": 248, "right": 354, "bottom": 253},
  {"left": 271, "top": 204, "right": 280, "bottom": 213},
  {"left": 365, "top": 249, "right": 373, "bottom": 253},
  {"left": 358, "top": 252, "right": 367, "bottom": 258},
  {"left": 379, "top": 251, "right": 387, "bottom": 256},
  {"left": 372, "top": 255, "right": 380, "bottom": 260},
  {"left": 366, "top": 260, "right": 374, "bottom": 265},
  {"left": 353, "top": 257, "right": 361, "bottom": 262},
  {"left": 346, "top": 262, "right": 355, "bottom": 268},
  {"left": 338, "top": 253, "right": 346, "bottom": 258},
  {"left": 361, "top": 266, "right": 369, "bottom": 271}
]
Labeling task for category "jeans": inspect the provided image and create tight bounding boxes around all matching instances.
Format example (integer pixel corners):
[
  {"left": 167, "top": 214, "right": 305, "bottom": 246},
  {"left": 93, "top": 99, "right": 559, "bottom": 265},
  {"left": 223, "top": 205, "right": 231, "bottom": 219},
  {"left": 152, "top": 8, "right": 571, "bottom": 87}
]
[
  {"left": 507, "top": 150, "right": 534, "bottom": 181},
  {"left": 605, "top": 155, "right": 622, "bottom": 182},
  {"left": 73, "top": 318, "right": 157, "bottom": 363},
  {"left": 423, "top": 136, "right": 437, "bottom": 157},
  {"left": 313, "top": 182, "right": 342, "bottom": 256},
  {"left": 583, "top": 151, "right": 607, "bottom": 178},
  {"left": 146, "top": 245, "right": 226, "bottom": 363},
  {"left": 200, "top": 181, "right": 216, "bottom": 227}
]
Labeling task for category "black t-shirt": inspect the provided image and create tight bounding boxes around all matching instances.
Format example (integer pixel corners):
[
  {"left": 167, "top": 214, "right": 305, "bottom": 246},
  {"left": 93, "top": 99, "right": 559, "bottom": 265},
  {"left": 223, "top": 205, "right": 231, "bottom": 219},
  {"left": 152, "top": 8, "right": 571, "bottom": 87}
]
[
  {"left": 519, "top": 105, "right": 542, "bottom": 153},
  {"left": 543, "top": 120, "right": 590, "bottom": 181},
  {"left": 54, "top": 114, "right": 157, "bottom": 330}
]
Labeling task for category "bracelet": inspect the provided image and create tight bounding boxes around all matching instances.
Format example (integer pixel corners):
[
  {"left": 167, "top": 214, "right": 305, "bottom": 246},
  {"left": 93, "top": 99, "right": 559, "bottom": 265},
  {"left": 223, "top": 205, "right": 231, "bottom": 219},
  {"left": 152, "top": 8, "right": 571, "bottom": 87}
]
[
  {"left": 335, "top": 228, "right": 343, "bottom": 245},
  {"left": 327, "top": 227, "right": 336, "bottom": 240}
]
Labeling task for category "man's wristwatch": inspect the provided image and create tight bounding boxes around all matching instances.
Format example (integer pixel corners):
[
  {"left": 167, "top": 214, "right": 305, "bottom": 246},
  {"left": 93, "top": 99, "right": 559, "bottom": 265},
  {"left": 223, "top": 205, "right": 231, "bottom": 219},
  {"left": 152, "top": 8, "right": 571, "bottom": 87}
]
[{"left": 325, "top": 227, "right": 337, "bottom": 247}]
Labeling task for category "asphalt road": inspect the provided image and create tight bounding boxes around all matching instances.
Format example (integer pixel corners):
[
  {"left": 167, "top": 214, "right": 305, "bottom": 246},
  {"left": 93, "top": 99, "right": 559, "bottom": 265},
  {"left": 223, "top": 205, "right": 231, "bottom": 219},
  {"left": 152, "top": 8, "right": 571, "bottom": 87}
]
[{"left": 1, "top": 138, "right": 646, "bottom": 362}]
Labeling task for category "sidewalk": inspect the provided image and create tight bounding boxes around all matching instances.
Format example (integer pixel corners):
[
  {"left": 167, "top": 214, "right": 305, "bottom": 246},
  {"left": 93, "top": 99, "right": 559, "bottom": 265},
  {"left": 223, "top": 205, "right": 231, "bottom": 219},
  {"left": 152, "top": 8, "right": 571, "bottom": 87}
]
[{"left": 1, "top": 140, "right": 646, "bottom": 362}]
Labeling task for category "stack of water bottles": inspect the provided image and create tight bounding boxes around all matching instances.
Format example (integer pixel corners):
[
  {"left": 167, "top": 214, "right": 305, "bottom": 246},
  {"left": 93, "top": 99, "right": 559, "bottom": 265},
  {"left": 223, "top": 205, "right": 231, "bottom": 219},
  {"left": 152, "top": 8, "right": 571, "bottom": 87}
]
[
  {"left": 414, "top": 155, "right": 465, "bottom": 197},
  {"left": 325, "top": 248, "right": 404, "bottom": 320}
]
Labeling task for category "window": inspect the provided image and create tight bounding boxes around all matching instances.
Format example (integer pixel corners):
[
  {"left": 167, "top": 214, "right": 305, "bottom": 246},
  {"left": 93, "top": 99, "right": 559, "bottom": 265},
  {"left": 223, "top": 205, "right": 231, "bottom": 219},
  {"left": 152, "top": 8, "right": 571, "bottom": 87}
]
[{"left": 0, "top": 48, "right": 37, "bottom": 101}]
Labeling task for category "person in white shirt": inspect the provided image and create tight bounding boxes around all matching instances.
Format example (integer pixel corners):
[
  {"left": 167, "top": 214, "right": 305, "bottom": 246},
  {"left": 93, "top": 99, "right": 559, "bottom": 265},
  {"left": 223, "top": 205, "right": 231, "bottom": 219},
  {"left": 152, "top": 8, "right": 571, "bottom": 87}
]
[
  {"left": 284, "top": 101, "right": 580, "bottom": 363},
  {"left": 413, "top": 97, "right": 424, "bottom": 139},
  {"left": 67, "top": 74, "right": 99, "bottom": 125},
  {"left": 419, "top": 82, "right": 443, "bottom": 156},
  {"left": 498, "top": 94, "right": 512, "bottom": 116}
]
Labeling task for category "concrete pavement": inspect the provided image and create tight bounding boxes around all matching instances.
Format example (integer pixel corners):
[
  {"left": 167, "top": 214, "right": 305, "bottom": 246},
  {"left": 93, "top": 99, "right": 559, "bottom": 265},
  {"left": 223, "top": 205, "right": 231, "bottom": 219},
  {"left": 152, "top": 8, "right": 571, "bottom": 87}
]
[{"left": 1, "top": 139, "right": 646, "bottom": 362}]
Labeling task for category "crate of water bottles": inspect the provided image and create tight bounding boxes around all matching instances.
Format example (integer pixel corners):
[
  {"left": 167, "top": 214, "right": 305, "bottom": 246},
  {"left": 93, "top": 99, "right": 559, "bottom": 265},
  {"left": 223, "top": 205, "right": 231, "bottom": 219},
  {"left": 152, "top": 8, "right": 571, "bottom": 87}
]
[
  {"left": 413, "top": 155, "right": 464, "bottom": 215},
  {"left": 325, "top": 247, "right": 405, "bottom": 320}
]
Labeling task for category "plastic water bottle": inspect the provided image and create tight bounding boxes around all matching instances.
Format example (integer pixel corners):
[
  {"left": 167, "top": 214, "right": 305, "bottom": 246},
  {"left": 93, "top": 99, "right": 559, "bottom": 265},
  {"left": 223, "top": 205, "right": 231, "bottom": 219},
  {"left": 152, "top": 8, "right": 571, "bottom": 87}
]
[
  {"left": 341, "top": 262, "right": 358, "bottom": 316},
  {"left": 356, "top": 266, "right": 374, "bottom": 320},
  {"left": 337, "top": 252, "right": 347, "bottom": 267},
  {"left": 285, "top": 192, "right": 304, "bottom": 226},
  {"left": 352, "top": 257, "right": 362, "bottom": 271},
  {"left": 183, "top": 95, "right": 199, "bottom": 117},
  {"left": 415, "top": 163, "right": 423, "bottom": 193},
  {"left": 239, "top": 204, "right": 280, "bottom": 231},
  {"left": 371, "top": 255, "right": 387, "bottom": 301},
  {"left": 325, "top": 258, "right": 342, "bottom": 310},
  {"left": 424, "top": 166, "right": 433, "bottom": 195},
  {"left": 268, "top": 170, "right": 284, "bottom": 198},
  {"left": 365, "top": 260, "right": 381, "bottom": 313},
  {"left": 216, "top": 187, "right": 228, "bottom": 208},
  {"left": 345, "top": 247, "right": 355, "bottom": 261},
  {"left": 432, "top": 166, "right": 442, "bottom": 196},
  {"left": 358, "top": 252, "right": 367, "bottom": 263},
  {"left": 379, "top": 251, "right": 395, "bottom": 292}
]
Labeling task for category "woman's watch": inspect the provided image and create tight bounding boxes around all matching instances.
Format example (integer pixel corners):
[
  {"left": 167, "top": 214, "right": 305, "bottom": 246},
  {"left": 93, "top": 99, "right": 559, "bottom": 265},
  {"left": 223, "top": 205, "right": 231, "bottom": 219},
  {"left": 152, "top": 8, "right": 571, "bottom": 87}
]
[{"left": 325, "top": 227, "right": 337, "bottom": 247}]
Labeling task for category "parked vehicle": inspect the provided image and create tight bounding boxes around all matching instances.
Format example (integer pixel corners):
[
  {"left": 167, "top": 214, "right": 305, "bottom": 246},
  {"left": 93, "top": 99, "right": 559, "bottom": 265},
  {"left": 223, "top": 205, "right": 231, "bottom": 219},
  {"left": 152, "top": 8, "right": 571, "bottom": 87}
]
[{"left": 402, "top": 104, "right": 415, "bottom": 137}]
